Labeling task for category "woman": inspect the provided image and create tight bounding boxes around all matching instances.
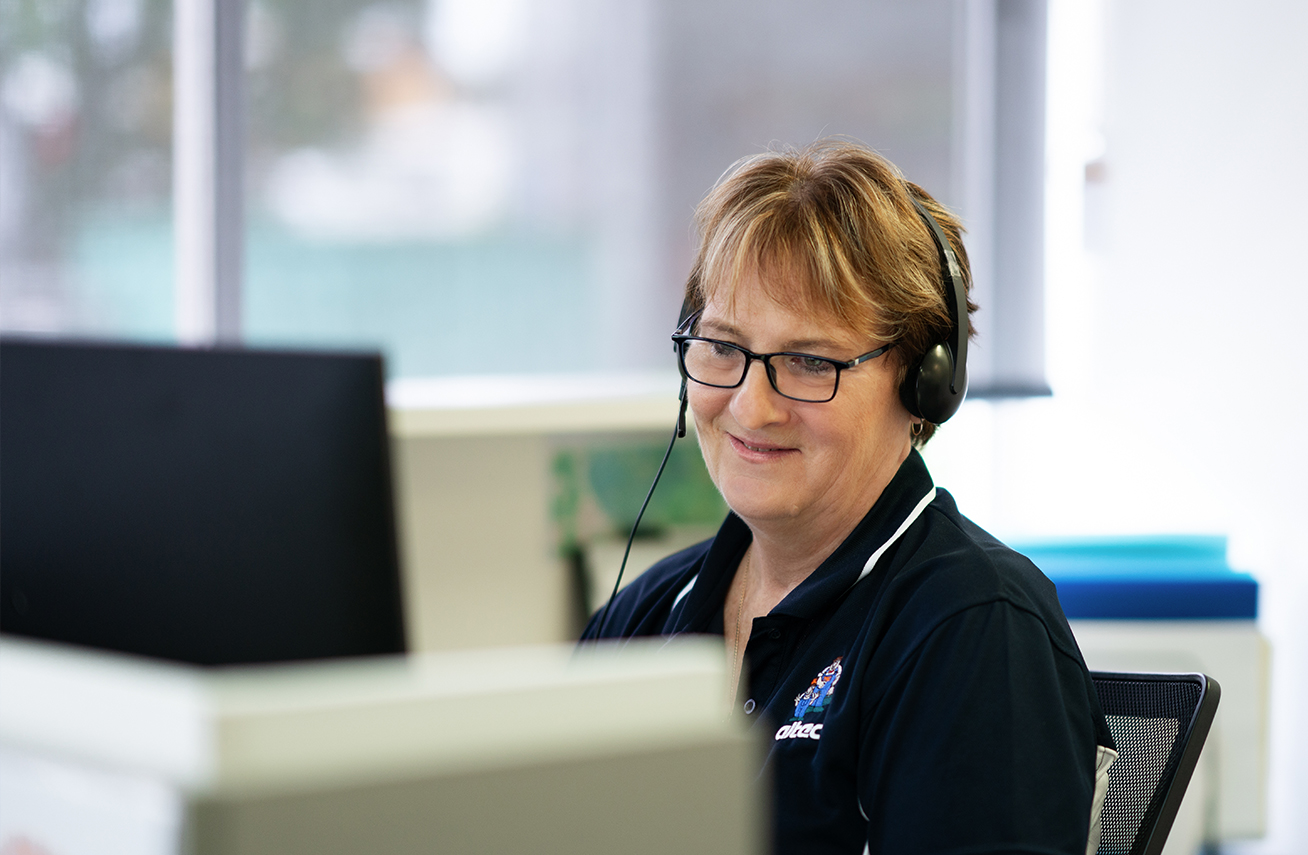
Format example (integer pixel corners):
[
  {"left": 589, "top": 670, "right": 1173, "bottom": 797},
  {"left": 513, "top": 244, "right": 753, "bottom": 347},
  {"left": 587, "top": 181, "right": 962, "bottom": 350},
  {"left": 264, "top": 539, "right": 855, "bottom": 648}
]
[{"left": 582, "top": 139, "right": 1116, "bottom": 855}]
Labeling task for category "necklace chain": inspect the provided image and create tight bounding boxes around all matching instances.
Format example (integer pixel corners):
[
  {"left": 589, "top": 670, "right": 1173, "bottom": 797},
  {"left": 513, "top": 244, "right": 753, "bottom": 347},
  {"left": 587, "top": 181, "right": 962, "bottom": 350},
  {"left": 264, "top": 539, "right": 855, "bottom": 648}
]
[{"left": 730, "top": 546, "right": 752, "bottom": 706}]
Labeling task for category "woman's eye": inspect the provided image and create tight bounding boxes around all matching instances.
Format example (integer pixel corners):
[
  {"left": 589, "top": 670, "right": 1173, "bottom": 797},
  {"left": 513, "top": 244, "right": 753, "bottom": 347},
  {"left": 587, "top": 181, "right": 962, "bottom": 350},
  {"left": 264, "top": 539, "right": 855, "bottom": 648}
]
[
  {"left": 709, "top": 341, "right": 739, "bottom": 358},
  {"left": 790, "top": 356, "right": 835, "bottom": 376}
]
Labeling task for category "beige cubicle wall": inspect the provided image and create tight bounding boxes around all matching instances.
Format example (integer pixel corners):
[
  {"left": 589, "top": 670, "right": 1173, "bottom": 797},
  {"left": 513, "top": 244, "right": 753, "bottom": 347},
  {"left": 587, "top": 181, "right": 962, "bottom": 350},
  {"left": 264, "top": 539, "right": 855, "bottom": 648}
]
[
  {"left": 387, "top": 373, "right": 688, "bottom": 652},
  {"left": 0, "top": 636, "right": 763, "bottom": 855}
]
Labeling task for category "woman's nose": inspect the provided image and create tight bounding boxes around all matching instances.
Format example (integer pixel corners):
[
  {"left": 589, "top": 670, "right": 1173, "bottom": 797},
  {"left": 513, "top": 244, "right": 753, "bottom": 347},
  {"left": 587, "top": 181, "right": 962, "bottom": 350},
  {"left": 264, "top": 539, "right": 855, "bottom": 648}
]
[{"left": 730, "top": 359, "right": 788, "bottom": 429}]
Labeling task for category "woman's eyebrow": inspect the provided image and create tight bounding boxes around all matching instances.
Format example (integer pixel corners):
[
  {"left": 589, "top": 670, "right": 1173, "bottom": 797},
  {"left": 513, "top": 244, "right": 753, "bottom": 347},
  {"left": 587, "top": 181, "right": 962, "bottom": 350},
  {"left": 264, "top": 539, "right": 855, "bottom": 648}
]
[
  {"left": 697, "top": 319, "right": 743, "bottom": 338},
  {"left": 698, "top": 320, "right": 845, "bottom": 353},
  {"left": 783, "top": 338, "right": 841, "bottom": 352}
]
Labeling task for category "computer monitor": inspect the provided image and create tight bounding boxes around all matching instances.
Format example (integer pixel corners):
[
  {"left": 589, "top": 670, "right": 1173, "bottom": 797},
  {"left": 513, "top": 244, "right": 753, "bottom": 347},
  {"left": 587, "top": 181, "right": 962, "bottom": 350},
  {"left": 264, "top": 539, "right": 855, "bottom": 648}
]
[{"left": 0, "top": 339, "right": 407, "bottom": 665}]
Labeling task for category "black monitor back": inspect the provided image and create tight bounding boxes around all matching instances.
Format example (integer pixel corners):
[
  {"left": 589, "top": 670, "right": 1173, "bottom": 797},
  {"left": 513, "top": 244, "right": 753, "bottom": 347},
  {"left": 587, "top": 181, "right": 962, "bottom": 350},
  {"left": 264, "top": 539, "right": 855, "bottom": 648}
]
[{"left": 1, "top": 339, "right": 407, "bottom": 665}]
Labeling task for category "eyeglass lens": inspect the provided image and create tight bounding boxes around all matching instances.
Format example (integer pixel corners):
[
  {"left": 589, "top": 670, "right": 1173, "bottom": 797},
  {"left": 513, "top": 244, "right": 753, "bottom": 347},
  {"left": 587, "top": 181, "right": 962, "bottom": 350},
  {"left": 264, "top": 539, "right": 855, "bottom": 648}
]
[{"left": 680, "top": 339, "right": 838, "bottom": 402}]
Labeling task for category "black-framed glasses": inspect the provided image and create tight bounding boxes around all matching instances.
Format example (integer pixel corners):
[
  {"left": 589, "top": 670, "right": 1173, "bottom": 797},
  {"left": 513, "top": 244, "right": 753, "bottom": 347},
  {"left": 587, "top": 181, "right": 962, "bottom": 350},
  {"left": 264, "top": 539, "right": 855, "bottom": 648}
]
[{"left": 671, "top": 312, "right": 894, "bottom": 403}]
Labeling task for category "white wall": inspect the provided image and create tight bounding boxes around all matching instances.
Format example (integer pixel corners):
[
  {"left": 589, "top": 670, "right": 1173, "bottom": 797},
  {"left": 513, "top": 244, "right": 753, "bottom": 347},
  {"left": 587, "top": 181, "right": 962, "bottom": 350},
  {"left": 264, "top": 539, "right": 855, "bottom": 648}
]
[{"left": 925, "top": 2, "right": 1308, "bottom": 852}]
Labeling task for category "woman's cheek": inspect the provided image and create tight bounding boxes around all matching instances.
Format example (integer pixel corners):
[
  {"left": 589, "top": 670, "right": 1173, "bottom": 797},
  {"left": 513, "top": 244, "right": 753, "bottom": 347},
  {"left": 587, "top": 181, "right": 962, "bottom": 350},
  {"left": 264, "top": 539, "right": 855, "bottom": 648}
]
[{"left": 695, "top": 420, "right": 723, "bottom": 490}]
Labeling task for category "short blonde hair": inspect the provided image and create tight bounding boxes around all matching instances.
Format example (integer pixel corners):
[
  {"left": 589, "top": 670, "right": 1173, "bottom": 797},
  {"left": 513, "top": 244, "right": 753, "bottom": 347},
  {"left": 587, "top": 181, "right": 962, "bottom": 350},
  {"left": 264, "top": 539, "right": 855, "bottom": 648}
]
[{"left": 682, "top": 139, "right": 975, "bottom": 445}]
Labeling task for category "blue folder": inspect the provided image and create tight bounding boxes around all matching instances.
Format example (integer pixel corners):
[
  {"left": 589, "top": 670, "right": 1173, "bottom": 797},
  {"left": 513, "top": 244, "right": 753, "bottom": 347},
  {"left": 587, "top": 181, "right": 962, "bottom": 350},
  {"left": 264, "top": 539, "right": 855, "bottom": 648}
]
[{"left": 1010, "top": 535, "right": 1258, "bottom": 620}]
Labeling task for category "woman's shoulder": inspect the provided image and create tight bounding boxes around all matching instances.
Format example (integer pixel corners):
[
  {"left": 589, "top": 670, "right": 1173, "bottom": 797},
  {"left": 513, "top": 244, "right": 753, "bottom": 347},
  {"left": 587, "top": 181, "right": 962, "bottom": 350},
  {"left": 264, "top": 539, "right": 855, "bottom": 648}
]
[
  {"left": 887, "top": 488, "right": 1077, "bottom": 650},
  {"left": 581, "top": 537, "right": 714, "bottom": 640},
  {"left": 621, "top": 537, "right": 716, "bottom": 608}
]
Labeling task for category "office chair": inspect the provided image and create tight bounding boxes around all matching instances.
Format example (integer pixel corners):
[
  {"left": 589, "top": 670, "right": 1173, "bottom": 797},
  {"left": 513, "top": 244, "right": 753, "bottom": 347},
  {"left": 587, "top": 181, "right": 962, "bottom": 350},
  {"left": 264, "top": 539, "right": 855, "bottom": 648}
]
[{"left": 1091, "top": 671, "right": 1221, "bottom": 855}]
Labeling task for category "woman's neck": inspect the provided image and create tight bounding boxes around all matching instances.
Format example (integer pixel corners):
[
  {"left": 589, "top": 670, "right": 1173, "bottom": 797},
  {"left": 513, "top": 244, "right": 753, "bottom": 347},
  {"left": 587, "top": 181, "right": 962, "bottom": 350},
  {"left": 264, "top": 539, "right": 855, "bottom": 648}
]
[
  {"left": 743, "top": 521, "right": 849, "bottom": 604},
  {"left": 739, "top": 443, "right": 910, "bottom": 607}
]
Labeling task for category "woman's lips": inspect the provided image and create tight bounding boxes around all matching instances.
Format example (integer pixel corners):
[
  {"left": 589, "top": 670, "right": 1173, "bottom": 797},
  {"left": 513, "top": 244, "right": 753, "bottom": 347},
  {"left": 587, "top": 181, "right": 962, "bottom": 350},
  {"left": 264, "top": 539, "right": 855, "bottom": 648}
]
[{"left": 728, "top": 433, "right": 796, "bottom": 460}]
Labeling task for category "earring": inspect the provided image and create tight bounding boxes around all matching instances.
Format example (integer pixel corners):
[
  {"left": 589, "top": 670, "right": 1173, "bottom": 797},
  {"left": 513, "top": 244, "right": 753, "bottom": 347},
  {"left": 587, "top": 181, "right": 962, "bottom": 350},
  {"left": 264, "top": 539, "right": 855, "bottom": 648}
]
[{"left": 911, "top": 421, "right": 924, "bottom": 437}]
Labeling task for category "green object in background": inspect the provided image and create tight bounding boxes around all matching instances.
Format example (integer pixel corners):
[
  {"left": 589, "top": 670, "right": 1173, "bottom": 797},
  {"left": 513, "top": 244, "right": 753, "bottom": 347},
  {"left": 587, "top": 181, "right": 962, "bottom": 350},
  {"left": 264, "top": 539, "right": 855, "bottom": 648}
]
[
  {"left": 587, "top": 439, "right": 726, "bottom": 536},
  {"left": 551, "top": 449, "right": 584, "bottom": 553}
]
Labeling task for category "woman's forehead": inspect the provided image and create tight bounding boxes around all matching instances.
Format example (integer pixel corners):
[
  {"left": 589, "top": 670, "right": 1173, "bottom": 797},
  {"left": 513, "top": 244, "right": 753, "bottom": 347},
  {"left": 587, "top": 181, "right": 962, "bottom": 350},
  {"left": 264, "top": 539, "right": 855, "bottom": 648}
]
[
  {"left": 704, "top": 257, "right": 810, "bottom": 312},
  {"left": 699, "top": 284, "right": 870, "bottom": 350}
]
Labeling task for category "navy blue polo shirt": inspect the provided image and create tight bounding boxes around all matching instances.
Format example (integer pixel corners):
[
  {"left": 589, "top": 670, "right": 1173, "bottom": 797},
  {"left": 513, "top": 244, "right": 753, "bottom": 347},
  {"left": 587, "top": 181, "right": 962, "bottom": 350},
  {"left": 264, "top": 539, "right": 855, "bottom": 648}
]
[{"left": 583, "top": 449, "right": 1114, "bottom": 855}]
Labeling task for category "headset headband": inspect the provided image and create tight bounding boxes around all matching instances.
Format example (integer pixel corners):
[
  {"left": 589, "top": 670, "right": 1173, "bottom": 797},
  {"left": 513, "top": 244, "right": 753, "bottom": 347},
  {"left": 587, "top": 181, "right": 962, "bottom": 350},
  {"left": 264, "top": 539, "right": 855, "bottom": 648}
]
[{"left": 908, "top": 196, "right": 968, "bottom": 396}]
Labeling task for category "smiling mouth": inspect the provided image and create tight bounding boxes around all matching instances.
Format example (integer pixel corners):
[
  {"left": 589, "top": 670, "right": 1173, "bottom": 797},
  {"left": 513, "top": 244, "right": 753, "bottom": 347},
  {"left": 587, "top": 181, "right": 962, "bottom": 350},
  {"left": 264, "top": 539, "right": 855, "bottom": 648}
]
[{"left": 730, "top": 434, "right": 794, "bottom": 455}]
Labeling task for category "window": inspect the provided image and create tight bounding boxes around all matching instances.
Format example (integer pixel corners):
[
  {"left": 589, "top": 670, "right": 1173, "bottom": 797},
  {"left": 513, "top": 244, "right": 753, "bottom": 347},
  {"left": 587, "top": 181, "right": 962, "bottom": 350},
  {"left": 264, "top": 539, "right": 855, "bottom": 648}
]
[
  {"left": 1, "top": 0, "right": 173, "bottom": 340},
  {"left": 2, "top": 0, "right": 1048, "bottom": 394}
]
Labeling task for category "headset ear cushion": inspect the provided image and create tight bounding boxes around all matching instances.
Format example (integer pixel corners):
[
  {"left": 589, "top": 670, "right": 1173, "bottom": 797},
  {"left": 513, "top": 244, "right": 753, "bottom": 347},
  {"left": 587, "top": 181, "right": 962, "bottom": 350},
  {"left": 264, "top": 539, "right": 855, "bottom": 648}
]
[
  {"left": 899, "top": 358, "right": 925, "bottom": 419},
  {"left": 900, "top": 343, "right": 964, "bottom": 424}
]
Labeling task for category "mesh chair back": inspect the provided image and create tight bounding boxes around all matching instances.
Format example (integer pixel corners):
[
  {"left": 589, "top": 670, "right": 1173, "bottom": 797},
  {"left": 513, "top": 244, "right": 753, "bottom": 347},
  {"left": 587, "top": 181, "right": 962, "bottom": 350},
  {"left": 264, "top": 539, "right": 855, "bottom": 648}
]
[{"left": 1092, "top": 672, "right": 1220, "bottom": 855}]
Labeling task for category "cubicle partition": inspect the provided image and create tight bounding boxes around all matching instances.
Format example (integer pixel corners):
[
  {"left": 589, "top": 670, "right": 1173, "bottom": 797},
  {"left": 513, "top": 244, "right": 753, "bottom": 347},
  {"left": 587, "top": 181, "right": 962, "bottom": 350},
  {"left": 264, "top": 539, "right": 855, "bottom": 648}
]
[
  {"left": 0, "top": 637, "right": 762, "bottom": 855},
  {"left": 386, "top": 373, "right": 694, "bottom": 651}
]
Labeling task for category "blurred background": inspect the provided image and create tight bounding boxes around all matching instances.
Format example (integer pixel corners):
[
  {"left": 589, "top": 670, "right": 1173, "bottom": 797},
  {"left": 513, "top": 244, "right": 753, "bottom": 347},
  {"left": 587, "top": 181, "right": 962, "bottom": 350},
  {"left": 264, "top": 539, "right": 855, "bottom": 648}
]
[
  {"left": 0, "top": 0, "right": 1049, "bottom": 388},
  {"left": 1, "top": 0, "right": 978, "bottom": 376},
  {"left": 2, "top": 0, "right": 1306, "bottom": 853}
]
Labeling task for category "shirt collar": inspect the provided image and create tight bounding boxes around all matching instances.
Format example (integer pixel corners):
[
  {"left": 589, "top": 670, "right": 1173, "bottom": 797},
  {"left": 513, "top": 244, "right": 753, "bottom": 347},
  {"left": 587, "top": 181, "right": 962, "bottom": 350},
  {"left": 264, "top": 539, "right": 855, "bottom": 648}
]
[{"left": 676, "top": 449, "right": 937, "bottom": 628}]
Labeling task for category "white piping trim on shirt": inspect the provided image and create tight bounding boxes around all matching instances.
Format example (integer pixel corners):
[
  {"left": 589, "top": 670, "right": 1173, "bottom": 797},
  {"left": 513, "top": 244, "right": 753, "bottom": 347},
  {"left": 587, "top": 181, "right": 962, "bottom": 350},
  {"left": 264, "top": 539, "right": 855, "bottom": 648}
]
[
  {"left": 672, "top": 486, "right": 932, "bottom": 618},
  {"left": 671, "top": 575, "right": 698, "bottom": 610},
  {"left": 855, "top": 487, "right": 936, "bottom": 584}
]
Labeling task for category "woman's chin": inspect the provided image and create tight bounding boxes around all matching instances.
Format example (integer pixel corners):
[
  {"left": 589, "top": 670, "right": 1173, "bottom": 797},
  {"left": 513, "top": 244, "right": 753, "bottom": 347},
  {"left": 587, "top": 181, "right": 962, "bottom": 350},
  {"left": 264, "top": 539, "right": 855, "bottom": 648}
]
[{"left": 722, "top": 486, "right": 804, "bottom": 525}]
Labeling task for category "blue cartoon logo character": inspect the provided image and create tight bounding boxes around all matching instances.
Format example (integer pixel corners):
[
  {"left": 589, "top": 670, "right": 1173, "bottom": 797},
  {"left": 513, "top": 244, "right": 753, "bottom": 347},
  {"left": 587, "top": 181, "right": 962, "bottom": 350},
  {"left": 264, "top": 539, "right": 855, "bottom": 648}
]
[{"left": 792, "top": 657, "right": 843, "bottom": 720}]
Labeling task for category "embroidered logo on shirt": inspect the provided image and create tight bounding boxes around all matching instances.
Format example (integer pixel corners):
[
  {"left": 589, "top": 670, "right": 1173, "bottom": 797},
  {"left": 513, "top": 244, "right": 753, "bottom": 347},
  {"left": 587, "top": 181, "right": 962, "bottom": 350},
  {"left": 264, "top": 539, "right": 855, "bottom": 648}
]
[
  {"left": 794, "top": 656, "right": 843, "bottom": 719},
  {"left": 775, "top": 657, "right": 843, "bottom": 742},
  {"left": 792, "top": 656, "right": 842, "bottom": 719}
]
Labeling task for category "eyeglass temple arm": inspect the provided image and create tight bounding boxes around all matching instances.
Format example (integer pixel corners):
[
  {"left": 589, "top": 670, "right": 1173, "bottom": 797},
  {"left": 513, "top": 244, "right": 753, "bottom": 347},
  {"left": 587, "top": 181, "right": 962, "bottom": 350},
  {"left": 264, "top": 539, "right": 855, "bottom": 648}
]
[{"left": 847, "top": 342, "right": 894, "bottom": 367}]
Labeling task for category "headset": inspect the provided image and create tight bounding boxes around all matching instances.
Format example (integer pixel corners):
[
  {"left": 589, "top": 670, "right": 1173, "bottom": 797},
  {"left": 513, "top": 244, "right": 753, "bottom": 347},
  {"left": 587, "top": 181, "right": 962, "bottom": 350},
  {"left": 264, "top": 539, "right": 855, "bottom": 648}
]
[
  {"left": 901, "top": 196, "right": 969, "bottom": 425},
  {"left": 593, "top": 189, "right": 967, "bottom": 635}
]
